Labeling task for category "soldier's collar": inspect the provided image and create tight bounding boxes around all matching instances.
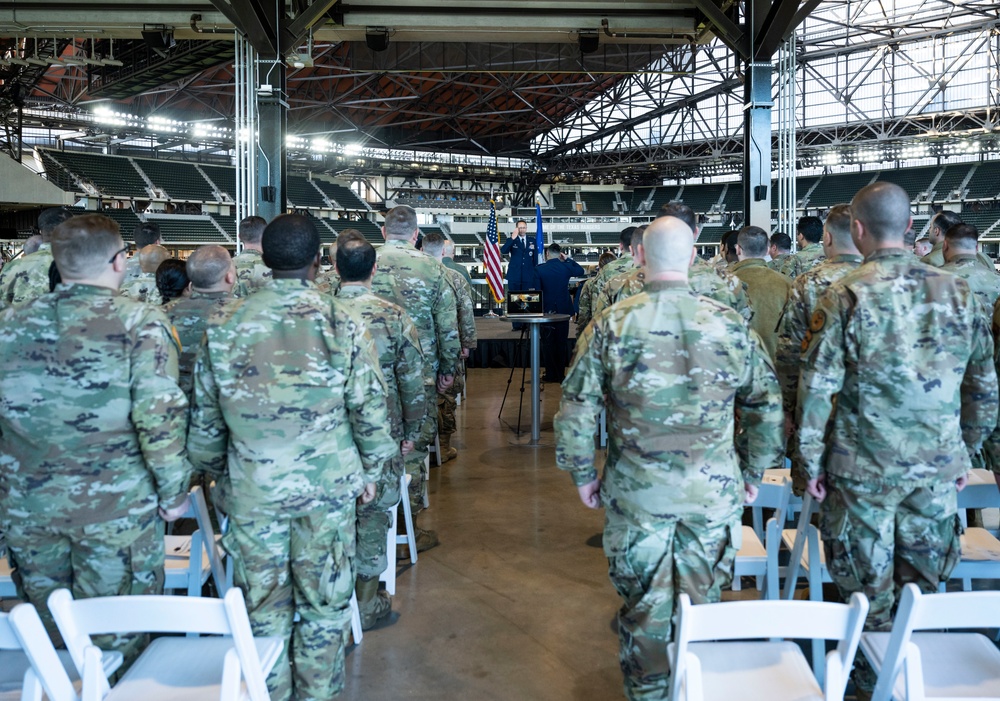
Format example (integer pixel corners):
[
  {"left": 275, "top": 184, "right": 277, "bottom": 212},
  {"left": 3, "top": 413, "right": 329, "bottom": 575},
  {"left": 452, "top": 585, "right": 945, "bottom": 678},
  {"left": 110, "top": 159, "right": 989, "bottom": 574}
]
[
  {"left": 337, "top": 283, "right": 369, "bottom": 296},
  {"left": 58, "top": 282, "right": 115, "bottom": 295},
  {"left": 732, "top": 258, "right": 767, "bottom": 270},
  {"left": 864, "top": 247, "right": 910, "bottom": 262},
  {"left": 947, "top": 253, "right": 978, "bottom": 263},
  {"left": 644, "top": 279, "right": 689, "bottom": 291},
  {"left": 190, "top": 290, "right": 232, "bottom": 299},
  {"left": 829, "top": 253, "right": 863, "bottom": 263}
]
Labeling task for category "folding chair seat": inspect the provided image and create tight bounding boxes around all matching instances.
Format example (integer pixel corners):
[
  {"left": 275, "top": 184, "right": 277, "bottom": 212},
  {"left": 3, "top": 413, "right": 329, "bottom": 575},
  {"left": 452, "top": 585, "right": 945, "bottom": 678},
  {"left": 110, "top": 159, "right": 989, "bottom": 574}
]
[
  {"left": 381, "top": 473, "right": 418, "bottom": 597},
  {"left": 732, "top": 475, "right": 790, "bottom": 599},
  {"left": 668, "top": 592, "right": 869, "bottom": 701},
  {"left": 947, "top": 470, "right": 1000, "bottom": 591},
  {"left": 164, "top": 485, "right": 228, "bottom": 597},
  {"left": 49, "top": 587, "right": 281, "bottom": 701},
  {"left": 860, "top": 583, "right": 1000, "bottom": 701}
]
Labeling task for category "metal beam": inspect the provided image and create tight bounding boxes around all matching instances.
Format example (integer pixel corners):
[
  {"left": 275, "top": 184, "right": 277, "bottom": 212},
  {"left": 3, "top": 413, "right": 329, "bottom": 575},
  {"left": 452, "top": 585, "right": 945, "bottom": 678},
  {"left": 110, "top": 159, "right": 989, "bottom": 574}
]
[
  {"left": 688, "top": 0, "right": 748, "bottom": 59},
  {"left": 754, "top": 0, "right": 810, "bottom": 59},
  {"left": 215, "top": 0, "right": 280, "bottom": 56},
  {"left": 285, "top": 0, "right": 339, "bottom": 49}
]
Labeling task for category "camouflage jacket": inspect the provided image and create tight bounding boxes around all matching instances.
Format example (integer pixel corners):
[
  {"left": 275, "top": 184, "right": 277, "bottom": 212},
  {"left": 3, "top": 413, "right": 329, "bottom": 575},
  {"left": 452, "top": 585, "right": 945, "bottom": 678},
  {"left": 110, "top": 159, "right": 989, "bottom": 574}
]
[
  {"left": 767, "top": 253, "right": 792, "bottom": 275},
  {"left": 443, "top": 257, "right": 473, "bottom": 286},
  {"left": 187, "top": 278, "right": 397, "bottom": 517},
  {"left": 941, "top": 254, "right": 1000, "bottom": 315},
  {"left": 163, "top": 290, "right": 241, "bottom": 399},
  {"left": 730, "top": 258, "right": 793, "bottom": 362},
  {"left": 691, "top": 256, "right": 753, "bottom": 322},
  {"left": 372, "top": 239, "right": 460, "bottom": 378},
  {"left": 799, "top": 248, "right": 998, "bottom": 486},
  {"left": 119, "top": 271, "right": 163, "bottom": 306},
  {"left": 443, "top": 266, "right": 478, "bottom": 350},
  {"left": 0, "top": 283, "right": 191, "bottom": 526},
  {"left": 0, "top": 244, "right": 53, "bottom": 309},
  {"left": 232, "top": 249, "right": 272, "bottom": 298},
  {"left": 587, "top": 254, "right": 633, "bottom": 307},
  {"left": 780, "top": 242, "right": 826, "bottom": 279},
  {"left": 555, "top": 279, "right": 784, "bottom": 526},
  {"left": 919, "top": 241, "right": 993, "bottom": 270},
  {"left": 315, "top": 266, "right": 341, "bottom": 295},
  {"left": 774, "top": 253, "right": 863, "bottom": 416},
  {"left": 336, "top": 284, "right": 427, "bottom": 444},
  {"left": 575, "top": 276, "right": 598, "bottom": 331}
]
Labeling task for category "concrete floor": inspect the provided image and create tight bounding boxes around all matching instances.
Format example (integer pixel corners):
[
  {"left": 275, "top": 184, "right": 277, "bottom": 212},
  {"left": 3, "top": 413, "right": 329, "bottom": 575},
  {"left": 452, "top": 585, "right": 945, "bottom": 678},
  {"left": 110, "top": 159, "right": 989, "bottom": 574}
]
[{"left": 343, "top": 367, "right": 625, "bottom": 701}]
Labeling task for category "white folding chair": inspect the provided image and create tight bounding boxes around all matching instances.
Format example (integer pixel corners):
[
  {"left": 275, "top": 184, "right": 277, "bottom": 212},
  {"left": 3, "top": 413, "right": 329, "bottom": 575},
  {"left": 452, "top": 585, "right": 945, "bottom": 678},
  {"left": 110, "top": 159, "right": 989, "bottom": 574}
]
[
  {"left": 732, "top": 475, "right": 791, "bottom": 599},
  {"left": 49, "top": 587, "right": 281, "bottom": 701},
  {"left": 861, "top": 583, "right": 1000, "bottom": 701},
  {"left": 381, "top": 473, "right": 418, "bottom": 596},
  {"left": 0, "top": 556, "right": 15, "bottom": 598},
  {"left": 764, "top": 465, "right": 804, "bottom": 525},
  {"left": 421, "top": 457, "right": 430, "bottom": 509},
  {"left": 597, "top": 408, "right": 608, "bottom": 449},
  {"left": 164, "top": 485, "right": 228, "bottom": 598},
  {"left": 347, "top": 591, "right": 362, "bottom": 645},
  {"left": 668, "top": 592, "right": 869, "bottom": 701},
  {"left": 948, "top": 470, "right": 1000, "bottom": 591}
]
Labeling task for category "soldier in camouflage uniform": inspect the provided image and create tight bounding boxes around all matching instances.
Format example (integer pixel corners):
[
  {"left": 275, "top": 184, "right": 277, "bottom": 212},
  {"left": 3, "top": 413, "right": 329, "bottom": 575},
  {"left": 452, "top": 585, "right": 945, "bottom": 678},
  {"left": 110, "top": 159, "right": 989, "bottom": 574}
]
[
  {"left": 315, "top": 239, "right": 341, "bottom": 294},
  {"left": 119, "top": 244, "right": 168, "bottom": 305},
  {"left": 441, "top": 238, "right": 472, "bottom": 286},
  {"left": 555, "top": 215, "right": 784, "bottom": 701},
  {"left": 730, "top": 226, "right": 792, "bottom": 362},
  {"left": 586, "top": 227, "right": 636, "bottom": 308},
  {"left": 372, "top": 205, "right": 460, "bottom": 554},
  {"left": 0, "top": 214, "right": 191, "bottom": 654},
  {"left": 187, "top": 214, "right": 396, "bottom": 701},
  {"left": 941, "top": 223, "right": 1000, "bottom": 313},
  {"left": 334, "top": 232, "right": 426, "bottom": 630},
  {"left": 774, "top": 205, "right": 862, "bottom": 494},
  {"left": 124, "top": 221, "right": 161, "bottom": 283},
  {"left": 921, "top": 210, "right": 995, "bottom": 270},
  {"left": 0, "top": 207, "right": 73, "bottom": 309},
  {"left": 798, "top": 182, "right": 998, "bottom": 696},
  {"left": 592, "top": 227, "right": 644, "bottom": 319},
  {"left": 422, "top": 231, "right": 477, "bottom": 461},
  {"left": 575, "top": 251, "right": 615, "bottom": 332},
  {"left": 767, "top": 231, "right": 793, "bottom": 274},
  {"left": 163, "top": 245, "right": 239, "bottom": 399},
  {"left": 232, "top": 215, "right": 272, "bottom": 298},
  {"left": 780, "top": 216, "right": 827, "bottom": 278}
]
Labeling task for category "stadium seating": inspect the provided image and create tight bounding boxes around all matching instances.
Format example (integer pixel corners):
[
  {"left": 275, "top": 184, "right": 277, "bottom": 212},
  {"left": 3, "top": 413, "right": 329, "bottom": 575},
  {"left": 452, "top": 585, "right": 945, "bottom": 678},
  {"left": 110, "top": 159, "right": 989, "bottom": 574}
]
[
  {"left": 965, "top": 161, "right": 1000, "bottom": 200},
  {"left": 135, "top": 158, "right": 216, "bottom": 201},
  {"left": 678, "top": 184, "right": 725, "bottom": 216},
  {"left": 550, "top": 192, "right": 580, "bottom": 215},
  {"left": 580, "top": 192, "right": 619, "bottom": 215},
  {"left": 144, "top": 215, "right": 230, "bottom": 245},
  {"left": 199, "top": 164, "right": 237, "bottom": 201},
  {"left": 312, "top": 180, "right": 370, "bottom": 210},
  {"left": 929, "top": 164, "right": 970, "bottom": 201},
  {"left": 287, "top": 175, "right": 329, "bottom": 209},
  {"left": 43, "top": 150, "right": 148, "bottom": 199},
  {"left": 874, "top": 166, "right": 938, "bottom": 200}
]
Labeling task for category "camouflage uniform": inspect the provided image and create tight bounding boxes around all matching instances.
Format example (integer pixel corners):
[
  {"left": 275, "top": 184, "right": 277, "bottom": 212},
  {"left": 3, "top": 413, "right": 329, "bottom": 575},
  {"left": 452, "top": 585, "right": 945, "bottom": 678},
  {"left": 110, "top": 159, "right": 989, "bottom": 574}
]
[
  {"left": 0, "top": 283, "right": 191, "bottom": 651},
  {"left": 780, "top": 241, "right": 826, "bottom": 279},
  {"left": 575, "top": 275, "right": 598, "bottom": 331},
  {"left": 798, "top": 249, "right": 998, "bottom": 691},
  {"left": 555, "top": 279, "right": 784, "bottom": 701},
  {"left": 163, "top": 290, "right": 241, "bottom": 399},
  {"left": 587, "top": 253, "right": 633, "bottom": 310},
  {"left": 729, "top": 258, "right": 792, "bottom": 362},
  {"left": 315, "top": 267, "right": 341, "bottom": 295},
  {"left": 774, "top": 254, "right": 863, "bottom": 493},
  {"left": 334, "top": 284, "right": 425, "bottom": 581},
  {"left": 691, "top": 256, "right": 753, "bottom": 322},
  {"left": 123, "top": 255, "right": 142, "bottom": 282},
  {"left": 0, "top": 244, "right": 54, "bottom": 309},
  {"left": 767, "top": 252, "right": 792, "bottom": 275},
  {"left": 443, "top": 256, "right": 473, "bottom": 286},
  {"left": 187, "top": 278, "right": 397, "bottom": 701},
  {"left": 119, "top": 271, "right": 163, "bottom": 306},
  {"left": 940, "top": 253, "right": 1000, "bottom": 315},
  {"left": 438, "top": 268, "right": 477, "bottom": 444},
  {"left": 232, "top": 249, "right": 272, "bottom": 298},
  {"left": 921, "top": 241, "right": 994, "bottom": 270},
  {"left": 371, "top": 240, "right": 460, "bottom": 512}
]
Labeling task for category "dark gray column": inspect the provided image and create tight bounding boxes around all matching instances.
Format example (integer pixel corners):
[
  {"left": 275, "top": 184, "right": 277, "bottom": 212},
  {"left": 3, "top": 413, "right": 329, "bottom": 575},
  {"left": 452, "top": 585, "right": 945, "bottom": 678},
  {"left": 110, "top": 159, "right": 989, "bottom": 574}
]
[
  {"left": 743, "top": 61, "right": 773, "bottom": 230},
  {"left": 256, "top": 60, "right": 286, "bottom": 222}
]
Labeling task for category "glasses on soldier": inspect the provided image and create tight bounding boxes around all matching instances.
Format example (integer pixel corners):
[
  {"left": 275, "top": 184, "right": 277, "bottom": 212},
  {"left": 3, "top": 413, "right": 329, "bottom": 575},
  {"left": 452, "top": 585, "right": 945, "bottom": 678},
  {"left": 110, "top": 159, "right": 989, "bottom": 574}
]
[{"left": 108, "top": 246, "right": 129, "bottom": 264}]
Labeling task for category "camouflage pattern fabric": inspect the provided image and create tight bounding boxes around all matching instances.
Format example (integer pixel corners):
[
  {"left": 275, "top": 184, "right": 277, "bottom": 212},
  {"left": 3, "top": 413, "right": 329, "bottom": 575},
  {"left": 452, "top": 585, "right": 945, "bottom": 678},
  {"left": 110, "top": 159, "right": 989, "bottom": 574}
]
[
  {"left": 921, "top": 241, "right": 994, "bottom": 270},
  {"left": 729, "top": 258, "right": 792, "bottom": 362},
  {"left": 940, "top": 253, "right": 1000, "bottom": 314},
  {"left": 354, "top": 474, "right": 401, "bottom": 580},
  {"left": 315, "top": 267, "right": 341, "bottom": 295},
  {"left": 442, "top": 256, "right": 472, "bottom": 286},
  {"left": 232, "top": 249, "right": 272, "bottom": 298},
  {"left": 983, "top": 300, "right": 1000, "bottom": 475},
  {"left": 0, "top": 244, "right": 53, "bottom": 309},
  {"left": 575, "top": 276, "right": 598, "bottom": 331},
  {"left": 187, "top": 277, "right": 397, "bottom": 701},
  {"left": 0, "top": 283, "right": 190, "bottom": 644},
  {"left": 438, "top": 267, "right": 477, "bottom": 439},
  {"left": 691, "top": 256, "right": 753, "bottom": 322},
  {"left": 119, "top": 271, "right": 163, "bottom": 306},
  {"left": 587, "top": 254, "right": 633, "bottom": 310},
  {"left": 780, "top": 242, "right": 826, "bottom": 279},
  {"left": 767, "top": 252, "right": 792, "bottom": 275},
  {"left": 555, "top": 278, "right": 783, "bottom": 700},
  {"left": 224, "top": 504, "right": 356, "bottom": 701},
  {"left": 163, "top": 290, "right": 241, "bottom": 399},
  {"left": 123, "top": 255, "right": 142, "bottom": 282}
]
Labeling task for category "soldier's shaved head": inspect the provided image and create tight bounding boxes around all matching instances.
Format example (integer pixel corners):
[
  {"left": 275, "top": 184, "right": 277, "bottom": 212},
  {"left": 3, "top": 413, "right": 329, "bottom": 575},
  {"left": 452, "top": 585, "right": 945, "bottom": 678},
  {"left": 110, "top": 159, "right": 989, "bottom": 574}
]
[
  {"left": 736, "top": 226, "right": 769, "bottom": 258},
  {"left": 186, "top": 245, "right": 233, "bottom": 289},
  {"left": 422, "top": 231, "right": 446, "bottom": 258},
  {"left": 824, "top": 204, "right": 853, "bottom": 248},
  {"left": 37, "top": 207, "right": 73, "bottom": 241},
  {"left": 238, "top": 215, "right": 267, "bottom": 245},
  {"left": 138, "top": 244, "right": 170, "bottom": 273},
  {"left": 851, "top": 182, "right": 911, "bottom": 243},
  {"left": 51, "top": 214, "right": 123, "bottom": 280},
  {"left": 643, "top": 215, "right": 695, "bottom": 274},
  {"left": 383, "top": 205, "right": 419, "bottom": 240}
]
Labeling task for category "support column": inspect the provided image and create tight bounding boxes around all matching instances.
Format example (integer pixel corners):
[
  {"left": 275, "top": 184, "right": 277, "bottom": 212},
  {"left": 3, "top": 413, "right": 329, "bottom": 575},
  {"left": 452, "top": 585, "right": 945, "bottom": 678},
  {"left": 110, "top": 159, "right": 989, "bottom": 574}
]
[
  {"left": 256, "top": 59, "right": 286, "bottom": 222},
  {"left": 743, "top": 61, "right": 773, "bottom": 230}
]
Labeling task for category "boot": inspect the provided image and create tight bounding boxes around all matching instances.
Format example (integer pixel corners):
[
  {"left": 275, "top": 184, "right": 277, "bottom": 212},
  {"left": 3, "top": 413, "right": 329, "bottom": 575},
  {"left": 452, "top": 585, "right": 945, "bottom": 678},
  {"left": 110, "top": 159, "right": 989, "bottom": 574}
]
[
  {"left": 397, "top": 526, "right": 440, "bottom": 559},
  {"left": 439, "top": 433, "right": 458, "bottom": 463},
  {"left": 355, "top": 575, "right": 392, "bottom": 631}
]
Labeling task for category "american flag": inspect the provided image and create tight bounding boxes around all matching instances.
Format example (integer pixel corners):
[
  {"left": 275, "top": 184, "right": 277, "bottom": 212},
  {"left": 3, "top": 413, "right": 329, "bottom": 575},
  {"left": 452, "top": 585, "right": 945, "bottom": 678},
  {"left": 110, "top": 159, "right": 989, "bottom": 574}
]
[{"left": 483, "top": 200, "right": 504, "bottom": 304}]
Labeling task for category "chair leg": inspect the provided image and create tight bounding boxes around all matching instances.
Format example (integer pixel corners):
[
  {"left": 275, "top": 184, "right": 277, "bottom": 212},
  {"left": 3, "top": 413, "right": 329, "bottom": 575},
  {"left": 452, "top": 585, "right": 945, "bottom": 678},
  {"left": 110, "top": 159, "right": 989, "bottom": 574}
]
[
  {"left": 349, "top": 590, "right": 363, "bottom": 644},
  {"left": 434, "top": 434, "right": 443, "bottom": 467},
  {"left": 381, "top": 499, "right": 400, "bottom": 596},
  {"left": 421, "top": 456, "right": 430, "bottom": 509},
  {"left": 398, "top": 473, "right": 418, "bottom": 563}
]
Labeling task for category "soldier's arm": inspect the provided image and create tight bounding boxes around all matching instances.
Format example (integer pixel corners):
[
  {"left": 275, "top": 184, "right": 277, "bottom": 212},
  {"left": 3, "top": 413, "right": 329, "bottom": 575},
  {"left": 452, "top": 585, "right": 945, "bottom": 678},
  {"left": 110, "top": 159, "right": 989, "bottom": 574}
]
[
  {"left": 576, "top": 278, "right": 594, "bottom": 329},
  {"left": 566, "top": 259, "right": 586, "bottom": 278},
  {"left": 456, "top": 279, "right": 478, "bottom": 349},
  {"left": 342, "top": 319, "right": 398, "bottom": 484},
  {"left": 960, "top": 295, "right": 999, "bottom": 457},
  {"left": 396, "top": 312, "right": 428, "bottom": 444},
  {"left": 186, "top": 331, "right": 229, "bottom": 480},
  {"left": 554, "top": 318, "right": 606, "bottom": 486},
  {"left": 129, "top": 312, "right": 193, "bottom": 512},
  {"left": 775, "top": 282, "right": 808, "bottom": 417},
  {"left": 796, "top": 289, "right": 848, "bottom": 482},
  {"left": 433, "top": 274, "right": 461, "bottom": 376},
  {"left": 735, "top": 329, "right": 785, "bottom": 486}
]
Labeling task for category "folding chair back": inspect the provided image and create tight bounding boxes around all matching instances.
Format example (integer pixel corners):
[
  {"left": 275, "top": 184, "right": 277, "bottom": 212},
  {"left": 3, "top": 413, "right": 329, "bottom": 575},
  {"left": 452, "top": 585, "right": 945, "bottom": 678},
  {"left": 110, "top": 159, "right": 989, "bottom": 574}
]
[
  {"left": 950, "top": 477, "right": 1000, "bottom": 591},
  {"left": 164, "top": 485, "right": 228, "bottom": 597},
  {"left": 733, "top": 476, "right": 791, "bottom": 598},
  {"left": 2, "top": 604, "right": 79, "bottom": 701}
]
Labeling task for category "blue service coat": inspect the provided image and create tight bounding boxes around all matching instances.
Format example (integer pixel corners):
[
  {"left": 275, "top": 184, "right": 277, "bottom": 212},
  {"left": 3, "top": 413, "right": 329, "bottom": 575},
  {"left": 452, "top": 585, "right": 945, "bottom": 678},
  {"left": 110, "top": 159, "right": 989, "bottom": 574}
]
[
  {"left": 500, "top": 235, "right": 540, "bottom": 290},
  {"left": 535, "top": 257, "right": 586, "bottom": 314}
]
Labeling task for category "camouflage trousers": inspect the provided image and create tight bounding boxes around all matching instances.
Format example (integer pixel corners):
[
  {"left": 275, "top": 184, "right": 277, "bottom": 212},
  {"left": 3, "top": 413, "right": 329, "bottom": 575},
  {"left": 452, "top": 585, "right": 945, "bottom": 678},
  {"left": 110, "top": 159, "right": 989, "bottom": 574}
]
[
  {"left": 821, "top": 475, "right": 962, "bottom": 693},
  {"left": 5, "top": 510, "right": 164, "bottom": 659},
  {"left": 437, "top": 368, "right": 465, "bottom": 438},
  {"left": 224, "top": 504, "right": 356, "bottom": 701},
  {"left": 604, "top": 508, "right": 739, "bottom": 701},
  {"left": 406, "top": 383, "right": 439, "bottom": 513},
  {"left": 356, "top": 457, "right": 403, "bottom": 580}
]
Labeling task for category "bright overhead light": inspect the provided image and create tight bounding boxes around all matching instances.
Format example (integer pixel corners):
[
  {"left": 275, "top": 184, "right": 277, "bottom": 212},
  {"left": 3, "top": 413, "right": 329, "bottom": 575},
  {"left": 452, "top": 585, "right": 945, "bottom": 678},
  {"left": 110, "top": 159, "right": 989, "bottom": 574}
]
[
  {"left": 821, "top": 152, "right": 839, "bottom": 165},
  {"left": 344, "top": 144, "right": 363, "bottom": 156}
]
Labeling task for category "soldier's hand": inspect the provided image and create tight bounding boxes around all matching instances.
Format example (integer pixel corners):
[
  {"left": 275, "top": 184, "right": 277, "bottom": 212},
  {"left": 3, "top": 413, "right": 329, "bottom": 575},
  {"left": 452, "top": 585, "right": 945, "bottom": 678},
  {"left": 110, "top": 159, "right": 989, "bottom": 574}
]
[
  {"left": 577, "top": 478, "right": 602, "bottom": 509},
  {"left": 805, "top": 476, "right": 827, "bottom": 502},
  {"left": 744, "top": 483, "right": 759, "bottom": 505},
  {"left": 461, "top": 348, "right": 470, "bottom": 359},
  {"left": 400, "top": 440, "right": 415, "bottom": 456},
  {"left": 159, "top": 502, "right": 189, "bottom": 522},
  {"left": 956, "top": 472, "right": 971, "bottom": 492},
  {"left": 437, "top": 373, "right": 454, "bottom": 393},
  {"left": 358, "top": 482, "right": 377, "bottom": 505}
]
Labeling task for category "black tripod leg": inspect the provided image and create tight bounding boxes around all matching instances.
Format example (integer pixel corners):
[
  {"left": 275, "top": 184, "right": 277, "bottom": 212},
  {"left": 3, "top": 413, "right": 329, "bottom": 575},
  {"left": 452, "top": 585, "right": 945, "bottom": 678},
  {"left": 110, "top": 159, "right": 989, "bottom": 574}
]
[{"left": 516, "top": 327, "right": 528, "bottom": 436}]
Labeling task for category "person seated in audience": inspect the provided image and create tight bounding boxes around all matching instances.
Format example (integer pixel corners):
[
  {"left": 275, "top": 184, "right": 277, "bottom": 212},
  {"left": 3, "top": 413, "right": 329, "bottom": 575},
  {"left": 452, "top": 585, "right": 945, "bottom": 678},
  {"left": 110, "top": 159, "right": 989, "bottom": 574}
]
[
  {"left": 120, "top": 244, "right": 169, "bottom": 305},
  {"left": 155, "top": 258, "right": 190, "bottom": 304},
  {"left": 0, "top": 213, "right": 191, "bottom": 657}
]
